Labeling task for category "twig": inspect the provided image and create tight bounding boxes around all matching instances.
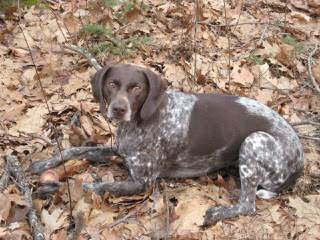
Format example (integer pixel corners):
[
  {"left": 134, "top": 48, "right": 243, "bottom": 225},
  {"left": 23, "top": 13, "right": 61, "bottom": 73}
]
[
  {"left": 193, "top": 0, "right": 199, "bottom": 85},
  {"left": 18, "top": 20, "right": 74, "bottom": 227},
  {"left": 283, "top": 0, "right": 288, "bottom": 28},
  {"left": 310, "top": 171, "right": 320, "bottom": 179},
  {"left": 291, "top": 121, "right": 320, "bottom": 127},
  {"left": 257, "top": 21, "right": 269, "bottom": 46},
  {"left": 307, "top": 44, "right": 320, "bottom": 94},
  {"left": 231, "top": 0, "right": 245, "bottom": 34},
  {"left": 198, "top": 20, "right": 285, "bottom": 28},
  {"left": 222, "top": 0, "right": 231, "bottom": 87},
  {"left": 29, "top": 146, "right": 116, "bottom": 174},
  {"left": 163, "top": 181, "right": 170, "bottom": 240},
  {"left": 298, "top": 135, "right": 320, "bottom": 141},
  {"left": 64, "top": 44, "right": 102, "bottom": 70},
  {"left": 5, "top": 155, "right": 45, "bottom": 240},
  {"left": 0, "top": 158, "right": 10, "bottom": 191},
  {"left": 17, "top": 130, "right": 53, "bottom": 146},
  {"left": 104, "top": 201, "right": 148, "bottom": 229}
]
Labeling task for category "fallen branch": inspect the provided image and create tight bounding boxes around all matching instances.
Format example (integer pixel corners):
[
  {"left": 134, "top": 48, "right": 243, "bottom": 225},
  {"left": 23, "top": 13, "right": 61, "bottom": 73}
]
[
  {"left": 307, "top": 44, "right": 320, "bottom": 94},
  {"left": 299, "top": 134, "right": 320, "bottom": 142},
  {"left": 104, "top": 200, "right": 148, "bottom": 229},
  {"left": 5, "top": 155, "right": 45, "bottom": 240},
  {"left": 198, "top": 20, "right": 285, "bottom": 28},
  {"left": 291, "top": 120, "right": 320, "bottom": 127},
  {"left": 64, "top": 44, "right": 102, "bottom": 70},
  {"left": 29, "top": 146, "right": 116, "bottom": 174},
  {"left": 0, "top": 158, "right": 10, "bottom": 191}
]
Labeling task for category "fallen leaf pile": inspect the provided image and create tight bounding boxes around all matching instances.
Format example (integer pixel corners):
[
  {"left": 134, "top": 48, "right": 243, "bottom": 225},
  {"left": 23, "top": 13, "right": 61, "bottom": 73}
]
[{"left": 0, "top": 0, "right": 319, "bottom": 239}]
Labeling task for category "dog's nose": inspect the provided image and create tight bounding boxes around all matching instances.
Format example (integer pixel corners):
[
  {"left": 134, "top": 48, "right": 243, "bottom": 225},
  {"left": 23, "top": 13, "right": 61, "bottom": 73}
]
[{"left": 112, "top": 104, "right": 127, "bottom": 115}]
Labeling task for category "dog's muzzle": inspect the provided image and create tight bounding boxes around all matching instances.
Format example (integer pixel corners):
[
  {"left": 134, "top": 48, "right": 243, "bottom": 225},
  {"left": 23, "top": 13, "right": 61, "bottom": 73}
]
[{"left": 107, "top": 96, "right": 132, "bottom": 122}]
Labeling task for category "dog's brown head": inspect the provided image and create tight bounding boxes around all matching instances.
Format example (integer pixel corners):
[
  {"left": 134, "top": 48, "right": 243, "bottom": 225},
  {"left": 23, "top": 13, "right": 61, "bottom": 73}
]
[{"left": 91, "top": 63, "right": 167, "bottom": 122}]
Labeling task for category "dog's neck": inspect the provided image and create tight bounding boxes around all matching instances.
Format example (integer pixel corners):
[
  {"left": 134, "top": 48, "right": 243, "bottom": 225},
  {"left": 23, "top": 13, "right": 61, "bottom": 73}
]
[{"left": 118, "top": 92, "right": 169, "bottom": 129}]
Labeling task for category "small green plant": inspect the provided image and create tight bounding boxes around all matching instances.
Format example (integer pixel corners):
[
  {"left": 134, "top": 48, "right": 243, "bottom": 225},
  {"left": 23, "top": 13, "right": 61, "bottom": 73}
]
[
  {"left": 90, "top": 36, "right": 151, "bottom": 56},
  {"left": 103, "top": 0, "right": 118, "bottom": 8},
  {"left": 102, "top": 0, "right": 146, "bottom": 21},
  {"left": 81, "top": 24, "right": 112, "bottom": 37},
  {"left": 247, "top": 54, "right": 265, "bottom": 65},
  {"left": 82, "top": 1, "right": 150, "bottom": 57},
  {"left": 282, "top": 35, "right": 304, "bottom": 54},
  {"left": 0, "top": 0, "right": 39, "bottom": 11},
  {"left": 23, "top": 0, "right": 39, "bottom": 7}
]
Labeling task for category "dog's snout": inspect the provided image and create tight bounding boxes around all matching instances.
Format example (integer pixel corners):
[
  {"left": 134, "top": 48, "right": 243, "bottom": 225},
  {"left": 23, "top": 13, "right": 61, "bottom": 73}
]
[
  {"left": 108, "top": 95, "right": 132, "bottom": 121},
  {"left": 112, "top": 104, "right": 127, "bottom": 115}
]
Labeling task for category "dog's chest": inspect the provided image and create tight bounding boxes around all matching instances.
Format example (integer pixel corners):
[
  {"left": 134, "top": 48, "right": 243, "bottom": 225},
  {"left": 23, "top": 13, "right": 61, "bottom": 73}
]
[{"left": 115, "top": 92, "right": 197, "bottom": 166}]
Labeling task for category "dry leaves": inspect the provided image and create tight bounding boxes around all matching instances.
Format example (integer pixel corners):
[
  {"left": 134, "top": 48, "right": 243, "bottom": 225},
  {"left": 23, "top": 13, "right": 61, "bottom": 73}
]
[{"left": 0, "top": 0, "right": 319, "bottom": 239}]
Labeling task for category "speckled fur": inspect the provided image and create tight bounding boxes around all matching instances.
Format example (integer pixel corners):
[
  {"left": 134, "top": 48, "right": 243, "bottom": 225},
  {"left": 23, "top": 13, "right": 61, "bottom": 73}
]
[
  {"left": 114, "top": 91, "right": 304, "bottom": 226},
  {"left": 203, "top": 98, "right": 303, "bottom": 226}
]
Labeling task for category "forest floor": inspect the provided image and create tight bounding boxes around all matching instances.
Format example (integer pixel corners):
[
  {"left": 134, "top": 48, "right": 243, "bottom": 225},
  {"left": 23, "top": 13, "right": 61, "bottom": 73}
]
[{"left": 0, "top": 0, "right": 319, "bottom": 239}]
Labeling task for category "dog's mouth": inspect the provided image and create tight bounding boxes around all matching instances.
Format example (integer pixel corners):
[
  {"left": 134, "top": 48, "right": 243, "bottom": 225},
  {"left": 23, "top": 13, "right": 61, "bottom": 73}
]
[
  {"left": 111, "top": 113, "right": 130, "bottom": 122},
  {"left": 107, "top": 106, "right": 132, "bottom": 123}
]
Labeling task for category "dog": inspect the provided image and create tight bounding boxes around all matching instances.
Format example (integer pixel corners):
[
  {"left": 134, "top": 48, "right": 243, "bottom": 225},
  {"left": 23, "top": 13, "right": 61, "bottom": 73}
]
[{"left": 83, "top": 63, "right": 304, "bottom": 226}]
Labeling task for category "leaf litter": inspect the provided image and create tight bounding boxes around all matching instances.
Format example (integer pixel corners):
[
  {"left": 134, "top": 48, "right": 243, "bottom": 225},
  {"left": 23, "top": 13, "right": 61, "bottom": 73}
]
[{"left": 0, "top": 0, "right": 319, "bottom": 239}]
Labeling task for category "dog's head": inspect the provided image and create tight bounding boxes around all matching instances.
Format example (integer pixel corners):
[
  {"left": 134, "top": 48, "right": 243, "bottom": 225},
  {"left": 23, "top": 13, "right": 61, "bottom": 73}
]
[{"left": 91, "top": 63, "right": 167, "bottom": 122}]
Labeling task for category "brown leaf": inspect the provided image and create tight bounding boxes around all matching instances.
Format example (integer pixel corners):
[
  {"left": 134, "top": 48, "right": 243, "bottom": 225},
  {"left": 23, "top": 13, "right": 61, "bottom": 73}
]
[
  {"left": 231, "top": 62, "right": 254, "bottom": 87},
  {"left": 125, "top": 7, "right": 141, "bottom": 22},
  {"left": 276, "top": 44, "right": 295, "bottom": 68},
  {"left": 0, "top": 193, "right": 11, "bottom": 222},
  {"left": 288, "top": 196, "right": 320, "bottom": 229},
  {"left": 41, "top": 208, "right": 67, "bottom": 233},
  {"left": 7, "top": 104, "right": 47, "bottom": 136},
  {"left": 312, "top": 64, "right": 320, "bottom": 84}
]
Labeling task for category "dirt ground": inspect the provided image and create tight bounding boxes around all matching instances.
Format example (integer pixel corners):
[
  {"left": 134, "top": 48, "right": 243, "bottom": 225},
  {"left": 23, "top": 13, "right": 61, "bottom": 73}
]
[{"left": 0, "top": 0, "right": 319, "bottom": 239}]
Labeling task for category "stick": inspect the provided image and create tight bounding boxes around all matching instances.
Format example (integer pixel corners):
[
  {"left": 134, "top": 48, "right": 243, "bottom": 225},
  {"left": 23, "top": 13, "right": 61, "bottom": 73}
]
[
  {"left": 5, "top": 155, "right": 45, "bottom": 240},
  {"left": 307, "top": 44, "right": 320, "bottom": 94},
  {"left": 0, "top": 158, "right": 10, "bottom": 191},
  {"left": 198, "top": 20, "right": 285, "bottom": 28},
  {"left": 291, "top": 121, "right": 320, "bottom": 127},
  {"left": 222, "top": 0, "right": 231, "bottom": 86},
  {"left": 104, "top": 201, "right": 148, "bottom": 229},
  {"left": 29, "top": 146, "right": 116, "bottom": 174},
  {"left": 64, "top": 44, "right": 102, "bottom": 70},
  {"left": 298, "top": 135, "right": 320, "bottom": 142},
  {"left": 163, "top": 181, "right": 170, "bottom": 240}
]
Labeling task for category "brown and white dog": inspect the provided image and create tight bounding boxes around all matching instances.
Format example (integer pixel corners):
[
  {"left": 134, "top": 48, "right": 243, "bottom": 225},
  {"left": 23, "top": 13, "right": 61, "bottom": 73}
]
[{"left": 83, "top": 63, "right": 304, "bottom": 226}]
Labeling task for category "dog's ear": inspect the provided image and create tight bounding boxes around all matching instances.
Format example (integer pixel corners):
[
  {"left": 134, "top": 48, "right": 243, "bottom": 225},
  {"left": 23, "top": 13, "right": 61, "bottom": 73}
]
[
  {"left": 90, "top": 66, "right": 112, "bottom": 118},
  {"left": 140, "top": 68, "right": 167, "bottom": 120}
]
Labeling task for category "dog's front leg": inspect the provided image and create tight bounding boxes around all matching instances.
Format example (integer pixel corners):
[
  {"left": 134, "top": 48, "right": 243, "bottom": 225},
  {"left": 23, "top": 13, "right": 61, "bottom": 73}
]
[
  {"left": 30, "top": 146, "right": 116, "bottom": 174},
  {"left": 83, "top": 152, "right": 160, "bottom": 196},
  {"left": 82, "top": 180, "right": 147, "bottom": 196}
]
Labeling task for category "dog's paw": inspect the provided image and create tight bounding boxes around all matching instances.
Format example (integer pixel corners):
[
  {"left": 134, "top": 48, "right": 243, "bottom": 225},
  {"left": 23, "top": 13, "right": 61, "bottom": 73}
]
[{"left": 202, "top": 205, "right": 228, "bottom": 227}]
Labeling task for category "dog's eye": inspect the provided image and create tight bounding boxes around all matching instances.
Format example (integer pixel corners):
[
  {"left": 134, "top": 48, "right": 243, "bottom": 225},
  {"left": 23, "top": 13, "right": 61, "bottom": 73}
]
[
  {"left": 131, "top": 86, "right": 142, "bottom": 93},
  {"left": 109, "top": 82, "right": 116, "bottom": 88}
]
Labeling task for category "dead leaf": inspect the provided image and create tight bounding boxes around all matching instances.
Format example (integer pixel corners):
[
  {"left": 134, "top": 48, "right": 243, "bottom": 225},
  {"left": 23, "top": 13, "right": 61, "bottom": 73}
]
[
  {"left": 312, "top": 64, "right": 320, "bottom": 84},
  {"left": 268, "top": 204, "right": 284, "bottom": 224},
  {"left": 288, "top": 195, "right": 320, "bottom": 229},
  {"left": 0, "top": 193, "right": 11, "bottom": 222},
  {"left": 231, "top": 62, "right": 254, "bottom": 87},
  {"left": 164, "top": 64, "right": 186, "bottom": 89},
  {"left": 254, "top": 89, "right": 273, "bottom": 105},
  {"left": 216, "top": 36, "right": 229, "bottom": 49},
  {"left": 41, "top": 208, "right": 67, "bottom": 233},
  {"left": 276, "top": 44, "right": 295, "bottom": 68},
  {"left": 8, "top": 104, "right": 47, "bottom": 136},
  {"left": 125, "top": 7, "right": 141, "bottom": 22},
  {"left": 251, "top": 63, "right": 298, "bottom": 90}
]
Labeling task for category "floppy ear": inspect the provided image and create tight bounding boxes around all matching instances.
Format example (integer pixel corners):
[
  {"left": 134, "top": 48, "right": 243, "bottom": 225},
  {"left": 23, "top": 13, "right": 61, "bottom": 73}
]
[
  {"left": 140, "top": 68, "right": 167, "bottom": 120},
  {"left": 90, "top": 66, "right": 112, "bottom": 118}
]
